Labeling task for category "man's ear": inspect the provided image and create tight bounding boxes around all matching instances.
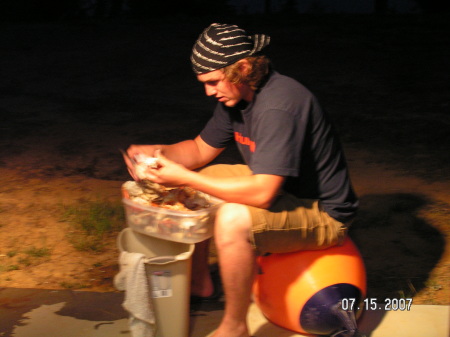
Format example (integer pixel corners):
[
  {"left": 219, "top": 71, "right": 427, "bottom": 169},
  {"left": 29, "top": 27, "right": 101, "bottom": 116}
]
[{"left": 237, "top": 59, "right": 251, "bottom": 75}]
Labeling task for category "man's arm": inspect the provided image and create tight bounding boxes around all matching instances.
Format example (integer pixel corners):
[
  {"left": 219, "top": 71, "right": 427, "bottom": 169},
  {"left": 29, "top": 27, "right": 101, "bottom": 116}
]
[
  {"left": 185, "top": 171, "right": 285, "bottom": 209},
  {"left": 126, "top": 135, "right": 223, "bottom": 172},
  {"left": 145, "top": 152, "right": 285, "bottom": 209}
]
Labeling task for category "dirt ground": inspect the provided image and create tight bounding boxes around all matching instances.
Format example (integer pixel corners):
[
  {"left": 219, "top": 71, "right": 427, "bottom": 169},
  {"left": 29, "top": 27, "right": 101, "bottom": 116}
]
[{"left": 0, "top": 16, "right": 448, "bottom": 305}]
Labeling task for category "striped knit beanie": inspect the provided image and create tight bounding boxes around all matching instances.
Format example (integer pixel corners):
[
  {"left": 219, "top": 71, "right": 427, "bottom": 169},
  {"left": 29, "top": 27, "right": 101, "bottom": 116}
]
[{"left": 191, "top": 23, "right": 270, "bottom": 74}]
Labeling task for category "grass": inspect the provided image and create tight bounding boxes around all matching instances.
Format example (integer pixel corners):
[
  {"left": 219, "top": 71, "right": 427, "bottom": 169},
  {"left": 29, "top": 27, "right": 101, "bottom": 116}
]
[
  {"left": 6, "top": 250, "right": 17, "bottom": 258},
  {"left": 0, "top": 265, "right": 19, "bottom": 272},
  {"left": 25, "top": 247, "right": 51, "bottom": 258},
  {"left": 0, "top": 246, "right": 52, "bottom": 273},
  {"left": 15, "top": 247, "right": 52, "bottom": 266},
  {"left": 61, "top": 199, "right": 125, "bottom": 252}
]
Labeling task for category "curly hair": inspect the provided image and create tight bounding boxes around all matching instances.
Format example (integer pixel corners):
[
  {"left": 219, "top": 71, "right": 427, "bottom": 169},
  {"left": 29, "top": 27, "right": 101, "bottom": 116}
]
[{"left": 222, "top": 56, "right": 271, "bottom": 91}]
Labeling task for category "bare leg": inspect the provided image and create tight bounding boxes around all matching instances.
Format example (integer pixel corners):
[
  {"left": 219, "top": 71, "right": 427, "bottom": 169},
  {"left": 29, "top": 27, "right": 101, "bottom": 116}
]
[
  {"left": 191, "top": 239, "right": 214, "bottom": 297},
  {"left": 212, "top": 203, "right": 255, "bottom": 337}
]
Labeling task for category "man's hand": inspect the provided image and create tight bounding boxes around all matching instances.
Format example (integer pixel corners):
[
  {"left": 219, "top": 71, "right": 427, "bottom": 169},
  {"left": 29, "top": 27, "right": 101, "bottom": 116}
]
[
  {"left": 124, "top": 145, "right": 162, "bottom": 181},
  {"left": 140, "top": 150, "right": 191, "bottom": 187}
]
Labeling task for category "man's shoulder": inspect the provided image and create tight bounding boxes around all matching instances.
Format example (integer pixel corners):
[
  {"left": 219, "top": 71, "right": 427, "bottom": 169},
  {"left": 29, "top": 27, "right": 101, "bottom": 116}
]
[
  {"left": 264, "top": 71, "right": 312, "bottom": 96},
  {"left": 256, "top": 71, "right": 315, "bottom": 110}
]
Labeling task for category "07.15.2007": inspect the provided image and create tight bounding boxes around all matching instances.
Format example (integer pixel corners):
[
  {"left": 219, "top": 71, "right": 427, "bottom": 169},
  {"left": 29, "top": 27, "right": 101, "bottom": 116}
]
[{"left": 340, "top": 297, "right": 413, "bottom": 311}]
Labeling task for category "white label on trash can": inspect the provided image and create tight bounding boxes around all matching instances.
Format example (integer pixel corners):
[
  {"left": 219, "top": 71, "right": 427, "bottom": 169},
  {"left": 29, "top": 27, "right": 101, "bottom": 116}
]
[{"left": 151, "top": 271, "right": 172, "bottom": 298}]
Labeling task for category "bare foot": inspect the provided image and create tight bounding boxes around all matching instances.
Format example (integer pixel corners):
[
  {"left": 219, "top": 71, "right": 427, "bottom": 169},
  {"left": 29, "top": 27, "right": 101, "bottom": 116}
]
[{"left": 210, "top": 322, "right": 249, "bottom": 337}]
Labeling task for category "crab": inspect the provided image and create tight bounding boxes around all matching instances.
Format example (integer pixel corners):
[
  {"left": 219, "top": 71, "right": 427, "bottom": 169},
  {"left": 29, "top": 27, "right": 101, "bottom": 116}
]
[{"left": 122, "top": 180, "right": 211, "bottom": 211}]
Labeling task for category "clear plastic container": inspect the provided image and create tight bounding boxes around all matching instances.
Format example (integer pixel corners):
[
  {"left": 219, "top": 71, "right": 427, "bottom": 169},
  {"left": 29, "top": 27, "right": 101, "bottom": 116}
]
[{"left": 122, "top": 196, "right": 223, "bottom": 243}]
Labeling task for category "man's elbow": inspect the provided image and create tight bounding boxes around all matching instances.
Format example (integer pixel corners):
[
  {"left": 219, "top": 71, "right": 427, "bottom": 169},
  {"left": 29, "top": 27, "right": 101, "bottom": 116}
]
[
  {"left": 255, "top": 191, "right": 278, "bottom": 209},
  {"left": 252, "top": 174, "right": 284, "bottom": 209}
]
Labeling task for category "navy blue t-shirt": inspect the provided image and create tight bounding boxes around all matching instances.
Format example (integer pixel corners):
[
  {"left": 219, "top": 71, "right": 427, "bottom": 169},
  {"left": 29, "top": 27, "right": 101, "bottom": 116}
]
[{"left": 200, "top": 71, "right": 358, "bottom": 223}]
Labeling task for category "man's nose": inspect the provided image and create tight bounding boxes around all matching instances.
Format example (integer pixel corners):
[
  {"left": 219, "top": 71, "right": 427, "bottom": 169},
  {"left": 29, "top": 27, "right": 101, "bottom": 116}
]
[{"left": 205, "top": 85, "right": 216, "bottom": 96}]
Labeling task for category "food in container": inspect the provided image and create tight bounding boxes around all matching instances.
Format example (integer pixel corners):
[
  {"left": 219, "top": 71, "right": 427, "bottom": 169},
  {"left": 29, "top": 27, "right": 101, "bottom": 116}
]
[{"left": 122, "top": 181, "right": 223, "bottom": 243}]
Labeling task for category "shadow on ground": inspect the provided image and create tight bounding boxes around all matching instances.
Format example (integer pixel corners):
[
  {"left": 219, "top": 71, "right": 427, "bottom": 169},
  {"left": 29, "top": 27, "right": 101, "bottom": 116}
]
[{"left": 350, "top": 193, "right": 445, "bottom": 300}]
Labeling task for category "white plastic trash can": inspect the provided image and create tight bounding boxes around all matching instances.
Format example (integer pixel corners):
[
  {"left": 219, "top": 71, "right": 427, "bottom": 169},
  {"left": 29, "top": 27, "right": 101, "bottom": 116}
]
[{"left": 118, "top": 228, "right": 194, "bottom": 337}]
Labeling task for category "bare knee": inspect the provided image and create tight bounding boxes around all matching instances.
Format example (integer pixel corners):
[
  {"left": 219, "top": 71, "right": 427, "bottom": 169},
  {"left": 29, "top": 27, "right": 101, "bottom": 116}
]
[{"left": 214, "top": 203, "right": 252, "bottom": 247}]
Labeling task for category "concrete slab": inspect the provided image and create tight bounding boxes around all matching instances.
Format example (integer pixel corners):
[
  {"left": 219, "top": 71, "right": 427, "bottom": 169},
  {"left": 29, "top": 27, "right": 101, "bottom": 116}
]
[
  {"left": 0, "top": 288, "right": 129, "bottom": 337},
  {"left": 195, "top": 303, "right": 450, "bottom": 337},
  {"left": 1, "top": 288, "right": 448, "bottom": 337}
]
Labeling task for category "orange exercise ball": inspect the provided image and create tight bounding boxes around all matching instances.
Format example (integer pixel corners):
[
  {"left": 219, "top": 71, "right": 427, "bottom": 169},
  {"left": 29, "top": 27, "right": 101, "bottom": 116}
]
[{"left": 253, "top": 238, "right": 366, "bottom": 336}]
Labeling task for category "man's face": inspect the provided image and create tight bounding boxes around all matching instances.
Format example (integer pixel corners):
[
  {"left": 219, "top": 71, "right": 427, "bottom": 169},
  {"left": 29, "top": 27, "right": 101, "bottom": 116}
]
[{"left": 197, "top": 69, "right": 253, "bottom": 107}]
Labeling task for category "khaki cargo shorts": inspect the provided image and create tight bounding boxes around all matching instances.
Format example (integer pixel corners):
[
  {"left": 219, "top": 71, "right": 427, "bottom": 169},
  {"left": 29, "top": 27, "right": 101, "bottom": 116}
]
[{"left": 200, "top": 164, "right": 349, "bottom": 255}]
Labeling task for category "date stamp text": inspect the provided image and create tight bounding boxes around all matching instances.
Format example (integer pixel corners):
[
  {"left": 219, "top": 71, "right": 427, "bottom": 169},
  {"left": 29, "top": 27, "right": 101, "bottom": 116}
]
[{"left": 340, "top": 298, "right": 413, "bottom": 311}]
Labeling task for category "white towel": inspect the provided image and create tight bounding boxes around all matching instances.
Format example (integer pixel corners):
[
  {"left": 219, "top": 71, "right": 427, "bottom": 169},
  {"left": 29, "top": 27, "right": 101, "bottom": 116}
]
[{"left": 114, "top": 251, "right": 156, "bottom": 337}]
